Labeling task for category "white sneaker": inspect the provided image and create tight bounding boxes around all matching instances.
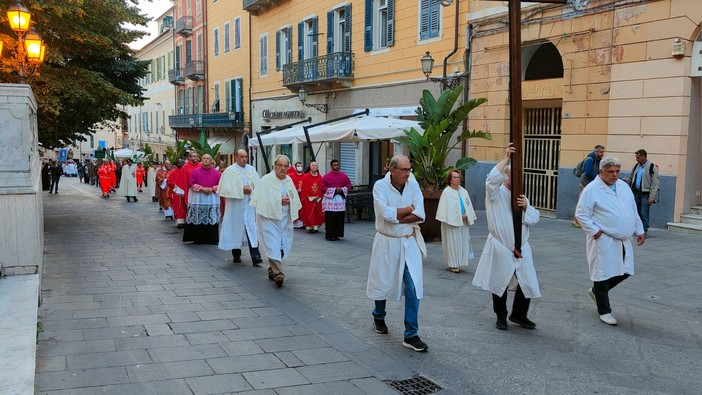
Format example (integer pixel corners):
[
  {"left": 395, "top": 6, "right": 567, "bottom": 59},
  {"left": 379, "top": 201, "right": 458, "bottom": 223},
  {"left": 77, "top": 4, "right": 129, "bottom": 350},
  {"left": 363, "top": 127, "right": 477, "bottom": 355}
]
[
  {"left": 587, "top": 288, "right": 596, "bottom": 303},
  {"left": 599, "top": 313, "right": 617, "bottom": 325}
]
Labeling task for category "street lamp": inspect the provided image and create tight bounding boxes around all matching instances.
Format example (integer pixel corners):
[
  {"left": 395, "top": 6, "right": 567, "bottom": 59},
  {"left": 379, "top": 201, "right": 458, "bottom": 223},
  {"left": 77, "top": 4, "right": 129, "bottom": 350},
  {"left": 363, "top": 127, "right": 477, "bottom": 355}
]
[
  {"left": 420, "top": 51, "right": 462, "bottom": 91},
  {"left": 4, "top": 1, "right": 46, "bottom": 83},
  {"left": 297, "top": 86, "right": 327, "bottom": 114}
]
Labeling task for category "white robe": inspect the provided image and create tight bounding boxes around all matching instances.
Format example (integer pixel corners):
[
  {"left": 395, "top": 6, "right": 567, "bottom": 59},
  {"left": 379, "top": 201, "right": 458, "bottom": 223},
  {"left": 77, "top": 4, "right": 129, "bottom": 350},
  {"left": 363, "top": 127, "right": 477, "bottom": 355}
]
[
  {"left": 147, "top": 167, "right": 157, "bottom": 198},
  {"left": 250, "top": 173, "right": 301, "bottom": 261},
  {"left": 118, "top": 164, "right": 138, "bottom": 197},
  {"left": 218, "top": 164, "right": 260, "bottom": 251},
  {"left": 472, "top": 166, "right": 541, "bottom": 298},
  {"left": 366, "top": 173, "right": 426, "bottom": 301},
  {"left": 437, "top": 186, "right": 476, "bottom": 268},
  {"left": 575, "top": 176, "right": 643, "bottom": 281}
]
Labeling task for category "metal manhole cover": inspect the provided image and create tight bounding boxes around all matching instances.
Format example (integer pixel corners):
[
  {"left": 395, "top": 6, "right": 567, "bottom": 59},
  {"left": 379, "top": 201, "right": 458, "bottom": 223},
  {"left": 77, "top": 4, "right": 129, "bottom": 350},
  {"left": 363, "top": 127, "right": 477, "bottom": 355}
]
[{"left": 385, "top": 375, "right": 443, "bottom": 395}]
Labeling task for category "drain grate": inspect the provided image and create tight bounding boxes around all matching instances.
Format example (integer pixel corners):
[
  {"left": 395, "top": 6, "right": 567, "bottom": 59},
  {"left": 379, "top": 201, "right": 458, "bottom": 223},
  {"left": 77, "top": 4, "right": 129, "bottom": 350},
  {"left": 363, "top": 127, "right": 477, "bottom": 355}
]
[{"left": 385, "top": 375, "right": 443, "bottom": 395}]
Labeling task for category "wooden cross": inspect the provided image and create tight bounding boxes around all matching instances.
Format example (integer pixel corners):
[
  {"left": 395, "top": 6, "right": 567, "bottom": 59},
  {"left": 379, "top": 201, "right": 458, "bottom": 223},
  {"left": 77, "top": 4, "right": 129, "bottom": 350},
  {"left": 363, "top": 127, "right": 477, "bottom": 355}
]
[{"left": 485, "top": 0, "right": 568, "bottom": 254}]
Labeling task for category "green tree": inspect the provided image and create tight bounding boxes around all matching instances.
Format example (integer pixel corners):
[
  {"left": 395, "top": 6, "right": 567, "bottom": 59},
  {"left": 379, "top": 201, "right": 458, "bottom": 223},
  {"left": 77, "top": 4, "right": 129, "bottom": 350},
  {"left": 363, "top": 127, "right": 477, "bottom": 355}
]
[{"left": 0, "top": 0, "right": 150, "bottom": 148}]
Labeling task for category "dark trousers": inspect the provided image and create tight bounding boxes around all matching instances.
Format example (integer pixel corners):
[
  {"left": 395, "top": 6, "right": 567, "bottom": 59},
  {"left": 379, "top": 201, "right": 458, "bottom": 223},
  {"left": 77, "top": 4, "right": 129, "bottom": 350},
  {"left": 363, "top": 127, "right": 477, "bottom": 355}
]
[
  {"left": 233, "top": 234, "right": 261, "bottom": 260},
  {"left": 592, "top": 274, "right": 630, "bottom": 315},
  {"left": 632, "top": 190, "right": 651, "bottom": 232},
  {"left": 49, "top": 176, "right": 60, "bottom": 193},
  {"left": 492, "top": 284, "right": 530, "bottom": 319},
  {"left": 325, "top": 211, "right": 345, "bottom": 239}
]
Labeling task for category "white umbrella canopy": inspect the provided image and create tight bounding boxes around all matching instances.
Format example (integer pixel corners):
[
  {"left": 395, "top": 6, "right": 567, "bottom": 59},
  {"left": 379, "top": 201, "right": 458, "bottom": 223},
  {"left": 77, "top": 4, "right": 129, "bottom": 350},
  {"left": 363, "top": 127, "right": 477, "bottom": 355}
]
[
  {"left": 249, "top": 125, "right": 309, "bottom": 147},
  {"left": 113, "top": 148, "right": 145, "bottom": 158},
  {"left": 302, "top": 116, "right": 423, "bottom": 143}
]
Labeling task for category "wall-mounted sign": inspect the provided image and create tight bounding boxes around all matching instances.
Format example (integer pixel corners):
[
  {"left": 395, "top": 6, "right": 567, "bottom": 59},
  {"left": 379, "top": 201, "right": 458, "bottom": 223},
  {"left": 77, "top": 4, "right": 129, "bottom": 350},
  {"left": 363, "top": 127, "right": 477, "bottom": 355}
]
[{"left": 261, "top": 109, "right": 307, "bottom": 121}]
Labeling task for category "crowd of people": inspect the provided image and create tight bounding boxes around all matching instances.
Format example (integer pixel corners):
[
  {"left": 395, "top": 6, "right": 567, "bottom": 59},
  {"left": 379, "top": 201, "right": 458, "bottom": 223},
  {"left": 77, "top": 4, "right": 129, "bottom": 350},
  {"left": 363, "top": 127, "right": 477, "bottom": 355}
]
[{"left": 49, "top": 144, "right": 654, "bottom": 353}]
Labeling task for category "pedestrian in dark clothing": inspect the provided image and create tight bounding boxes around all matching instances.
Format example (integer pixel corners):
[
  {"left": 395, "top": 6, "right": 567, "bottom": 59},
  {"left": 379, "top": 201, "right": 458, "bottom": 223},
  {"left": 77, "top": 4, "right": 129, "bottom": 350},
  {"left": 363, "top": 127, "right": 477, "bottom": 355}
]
[{"left": 49, "top": 160, "right": 62, "bottom": 194}]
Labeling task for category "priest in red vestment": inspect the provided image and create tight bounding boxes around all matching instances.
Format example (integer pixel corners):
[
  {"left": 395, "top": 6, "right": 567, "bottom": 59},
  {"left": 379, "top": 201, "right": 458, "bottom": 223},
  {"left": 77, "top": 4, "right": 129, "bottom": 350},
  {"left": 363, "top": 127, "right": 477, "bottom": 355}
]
[
  {"left": 167, "top": 159, "right": 187, "bottom": 228},
  {"left": 170, "top": 151, "right": 202, "bottom": 228},
  {"left": 287, "top": 162, "right": 305, "bottom": 228},
  {"left": 300, "top": 161, "right": 325, "bottom": 233}
]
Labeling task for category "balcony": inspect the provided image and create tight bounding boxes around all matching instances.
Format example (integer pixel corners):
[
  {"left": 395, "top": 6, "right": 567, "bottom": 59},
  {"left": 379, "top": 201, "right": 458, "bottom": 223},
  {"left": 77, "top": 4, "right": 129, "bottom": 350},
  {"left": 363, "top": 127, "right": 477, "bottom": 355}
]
[
  {"left": 175, "top": 16, "right": 193, "bottom": 36},
  {"left": 169, "top": 112, "right": 245, "bottom": 129},
  {"left": 243, "top": 0, "right": 285, "bottom": 15},
  {"left": 168, "top": 68, "right": 185, "bottom": 85},
  {"left": 283, "top": 52, "right": 354, "bottom": 88},
  {"left": 185, "top": 61, "right": 206, "bottom": 81}
]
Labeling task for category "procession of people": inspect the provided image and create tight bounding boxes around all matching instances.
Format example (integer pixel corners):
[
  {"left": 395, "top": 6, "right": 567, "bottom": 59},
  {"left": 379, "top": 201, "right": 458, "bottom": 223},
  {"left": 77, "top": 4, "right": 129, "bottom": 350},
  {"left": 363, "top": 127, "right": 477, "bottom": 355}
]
[{"left": 63, "top": 142, "right": 650, "bottom": 354}]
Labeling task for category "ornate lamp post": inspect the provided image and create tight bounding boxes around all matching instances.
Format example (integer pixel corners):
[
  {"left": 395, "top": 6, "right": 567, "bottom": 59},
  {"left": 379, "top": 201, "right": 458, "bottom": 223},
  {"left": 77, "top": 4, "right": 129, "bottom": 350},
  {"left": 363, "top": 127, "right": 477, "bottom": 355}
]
[{"left": 4, "top": 1, "right": 46, "bottom": 83}]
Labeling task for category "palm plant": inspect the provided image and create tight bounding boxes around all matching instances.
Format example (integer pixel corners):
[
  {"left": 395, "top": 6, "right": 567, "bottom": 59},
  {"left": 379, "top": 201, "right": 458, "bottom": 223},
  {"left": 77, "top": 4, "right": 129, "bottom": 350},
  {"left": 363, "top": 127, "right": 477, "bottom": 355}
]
[
  {"left": 190, "top": 139, "right": 222, "bottom": 159},
  {"left": 165, "top": 140, "right": 189, "bottom": 164},
  {"left": 398, "top": 86, "right": 490, "bottom": 191}
]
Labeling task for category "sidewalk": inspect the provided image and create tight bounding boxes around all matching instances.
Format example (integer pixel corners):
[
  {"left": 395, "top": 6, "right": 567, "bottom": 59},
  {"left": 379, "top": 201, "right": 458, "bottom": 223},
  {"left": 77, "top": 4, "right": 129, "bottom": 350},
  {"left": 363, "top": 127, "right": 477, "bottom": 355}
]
[{"left": 36, "top": 177, "right": 702, "bottom": 394}]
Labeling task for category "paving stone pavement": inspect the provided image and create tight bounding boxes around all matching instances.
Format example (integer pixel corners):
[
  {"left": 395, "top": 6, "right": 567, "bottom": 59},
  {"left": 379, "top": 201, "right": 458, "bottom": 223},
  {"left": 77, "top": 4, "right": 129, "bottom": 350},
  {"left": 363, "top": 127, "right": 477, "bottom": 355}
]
[{"left": 37, "top": 177, "right": 702, "bottom": 394}]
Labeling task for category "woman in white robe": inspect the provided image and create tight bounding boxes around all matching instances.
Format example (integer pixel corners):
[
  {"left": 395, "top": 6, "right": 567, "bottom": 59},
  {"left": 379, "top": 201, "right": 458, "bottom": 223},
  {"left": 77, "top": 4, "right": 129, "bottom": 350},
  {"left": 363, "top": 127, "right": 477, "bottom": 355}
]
[{"left": 436, "top": 170, "right": 477, "bottom": 273}]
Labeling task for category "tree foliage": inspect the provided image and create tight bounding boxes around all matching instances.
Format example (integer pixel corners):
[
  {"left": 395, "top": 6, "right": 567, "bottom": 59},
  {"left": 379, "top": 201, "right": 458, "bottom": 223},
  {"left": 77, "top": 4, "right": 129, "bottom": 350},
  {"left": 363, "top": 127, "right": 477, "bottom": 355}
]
[{"left": 0, "top": 0, "right": 151, "bottom": 148}]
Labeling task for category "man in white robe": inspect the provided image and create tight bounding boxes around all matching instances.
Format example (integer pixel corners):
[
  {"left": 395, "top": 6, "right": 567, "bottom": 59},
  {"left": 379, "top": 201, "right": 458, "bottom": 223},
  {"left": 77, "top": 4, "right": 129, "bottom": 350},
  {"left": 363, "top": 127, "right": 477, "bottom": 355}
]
[
  {"left": 147, "top": 162, "right": 158, "bottom": 202},
  {"left": 118, "top": 159, "right": 139, "bottom": 202},
  {"left": 575, "top": 156, "right": 645, "bottom": 326},
  {"left": 366, "top": 155, "right": 428, "bottom": 352},
  {"left": 250, "top": 155, "right": 301, "bottom": 287},
  {"left": 472, "top": 144, "right": 540, "bottom": 331},
  {"left": 218, "top": 149, "right": 262, "bottom": 265}
]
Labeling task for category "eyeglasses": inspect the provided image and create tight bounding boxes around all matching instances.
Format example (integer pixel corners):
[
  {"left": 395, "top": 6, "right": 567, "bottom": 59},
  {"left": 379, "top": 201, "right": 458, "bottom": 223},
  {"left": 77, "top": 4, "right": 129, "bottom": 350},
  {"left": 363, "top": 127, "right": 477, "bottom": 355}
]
[
  {"left": 394, "top": 167, "right": 412, "bottom": 174},
  {"left": 275, "top": 163, "right": 289, "bottom": 168}
]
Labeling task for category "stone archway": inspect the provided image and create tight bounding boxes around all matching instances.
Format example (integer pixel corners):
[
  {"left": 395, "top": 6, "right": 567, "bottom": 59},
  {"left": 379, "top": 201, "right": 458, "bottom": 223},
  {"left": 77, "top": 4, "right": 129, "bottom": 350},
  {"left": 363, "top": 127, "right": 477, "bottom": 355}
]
[{"left": 521, "top": 41, "right": 564, "bottom": 215}]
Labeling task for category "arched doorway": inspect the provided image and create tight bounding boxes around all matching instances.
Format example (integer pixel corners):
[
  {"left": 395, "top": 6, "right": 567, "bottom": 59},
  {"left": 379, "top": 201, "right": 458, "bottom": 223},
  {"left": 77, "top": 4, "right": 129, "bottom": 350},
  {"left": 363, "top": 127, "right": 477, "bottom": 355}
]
[
  {"left": 521, "top": 41, "right": 564, "bottom": 216},
  {"left": 683, "top": 32, "right": 702, "bottom": 213}
]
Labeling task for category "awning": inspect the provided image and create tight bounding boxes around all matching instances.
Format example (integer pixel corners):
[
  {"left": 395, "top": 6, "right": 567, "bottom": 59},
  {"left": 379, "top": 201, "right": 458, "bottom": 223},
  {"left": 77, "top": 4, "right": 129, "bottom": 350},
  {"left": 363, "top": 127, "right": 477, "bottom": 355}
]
[
  {"left": 113, "top": 149, "right": 145, "bottom": 158},
  {"left": 250, "top": 115, "right": 422, "bottom": 146},
  {"left": 207, "top": 135, "right": 237, "bottom": 154},
  {"left": 353, "top": 106, "right": 418, "bottom": 117}
]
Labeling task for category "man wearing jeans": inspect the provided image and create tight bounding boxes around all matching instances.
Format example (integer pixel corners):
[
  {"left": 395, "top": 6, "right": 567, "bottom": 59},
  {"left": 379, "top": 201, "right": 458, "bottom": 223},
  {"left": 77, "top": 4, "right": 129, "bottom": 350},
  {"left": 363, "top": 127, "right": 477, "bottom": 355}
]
[
  {"left": 576, "top": 156, "right": 645, "bottom": 325},
  {"left": 366, "top": 155, "right": 428, "bottom": 352},
  {"left": 628, "top": 149, "right": 659, "bottom": 237}
]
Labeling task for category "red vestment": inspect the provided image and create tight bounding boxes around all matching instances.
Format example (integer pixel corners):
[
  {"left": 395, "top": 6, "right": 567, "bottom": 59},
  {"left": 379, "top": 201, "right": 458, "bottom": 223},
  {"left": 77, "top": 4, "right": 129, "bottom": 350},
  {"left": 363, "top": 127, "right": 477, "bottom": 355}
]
[
  {"left": 109, "top": 162, "right": 117, "bottom": 189},
  {"left": 156, "top": 168, "right": 172, "bottom": 209},
  {"left": 97, "top": 164, "right": 113, "bottom": 195},
  {"left": 288, "top": 169, "right": 304, "bottom": 221},
  {"left": 169, "top": 161, "right": 201, "bottom": 221},
  {"left": 167, "top": 167, "right": 186, "bottom": 221},
  {"left": 300, "top": 172, "right": 325, "bottom": 227},
  {"left": 136, "top": 165, "right": 145, "bottom": 191}
]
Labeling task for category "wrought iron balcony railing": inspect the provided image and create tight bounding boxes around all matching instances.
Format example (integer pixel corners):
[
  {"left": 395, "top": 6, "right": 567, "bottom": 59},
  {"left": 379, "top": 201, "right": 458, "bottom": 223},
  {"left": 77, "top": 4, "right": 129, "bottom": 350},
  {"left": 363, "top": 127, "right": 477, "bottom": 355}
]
[
  {"left": 175, "top": 16, "right": 193, "bottom": 36},
  {"left": 243, "top": 0, "right": 284, "bottom": 15},
  {"left": 168, "top": 68, "right": 185, "bottom": 85},
  {"left": 169, "top": 112, "right": 246, "bottom": 129},
  {"left": 185, "top": 61, "right": 205, "bottom": 81},
  {"left": 283, "top": 52, "right": 354, "bottom": 87}
]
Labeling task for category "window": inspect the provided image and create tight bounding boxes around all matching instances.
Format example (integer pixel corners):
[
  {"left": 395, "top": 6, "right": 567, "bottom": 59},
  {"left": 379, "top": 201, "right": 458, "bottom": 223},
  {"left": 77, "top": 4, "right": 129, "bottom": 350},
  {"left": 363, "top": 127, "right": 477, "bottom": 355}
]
[
  {"left": 214, "top": 27, "right": 220, "bottom": 56},
  {"left": 224, "top": 22, "right": 230, "bottom": 53},
  {"left": 327, "top": 5, "right": 351, "bottom": 53},
  {"left": 186, "top": 1, "right": 191, "bottom": 17},
  {"left": 196, "top": 0, "right": 201, "bottom": 19},
  {"left": 298, "top": 17, "right": 318, "bottom": 61},
  {"left": 89, "top": 134, "right": 94, "bottom": 149},
  {"left": 213, "top": 83, "right": 220, "bottom": 112},
  {"left": 185, "top": 40, "right": 192, "bottom": 63},
  {"left": 364, "top": 0, "right": 394, "bottom": 51},
  {"left": 234, "top": 17, "right": 241, "bottom": 49},
  {"left": 260, "top": 34, "right": 268, "bottom": 75},
  {"left": 224, "top": 78, "right": 243, "bottom": 122},
  {"left": 197, "top": 34, "right": 203, "bottom": 60},
  {"left": 276, "top": 26, "right": 292, "bottom": 71},
  {"left": 419, "top": 0, "right": 440, "bottom": 40}
]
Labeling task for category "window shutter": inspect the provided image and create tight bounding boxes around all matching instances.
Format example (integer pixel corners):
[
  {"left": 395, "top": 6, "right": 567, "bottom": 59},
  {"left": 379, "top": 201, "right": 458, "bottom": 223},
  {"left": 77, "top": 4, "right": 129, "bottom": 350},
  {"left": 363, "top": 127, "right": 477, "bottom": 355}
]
[
  {"left": 175, "top": 46, "right": 181, "bottom": 69},
  {"left": 286, "top": 27, "right": 292, "bottom": 64},
  {"left": 364, "top": 0, "right": 372, "bottom": 52},
  {"left": 327, "top": 11, "right": 334, "bottom": 54},
  {"left": 276, "top": 30, "right": 281, "bottom": 71},
  {"left": 429, "top": 0, "right": 440, "bottom": 37},
  {"left": 234, "top": 78, "right": 243, "bottom": 122},
  {"left": 225, "top": 80, "right": 231, "bottom": 113},
  {"left": 311, "top": 17, "right": 318, "bottom": 57},
  {"left": 420, "top": 0, "right": 429, "bottom": 40},
  {"left": 344, "top": 4, "right": 352, "bottom": 53},
  {"left": 387, "top": 0, "right": 394, "bottom": 46},
  {"left": 298, "top": 21, "right": 304, "bottom": 60}
]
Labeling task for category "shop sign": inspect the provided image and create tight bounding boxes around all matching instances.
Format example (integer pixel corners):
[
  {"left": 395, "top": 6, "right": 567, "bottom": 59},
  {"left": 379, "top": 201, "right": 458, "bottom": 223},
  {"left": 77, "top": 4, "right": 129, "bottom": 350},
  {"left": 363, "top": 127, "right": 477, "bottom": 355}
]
[{"left": 261, "top": 109, "right": 307, "bottom": 121}]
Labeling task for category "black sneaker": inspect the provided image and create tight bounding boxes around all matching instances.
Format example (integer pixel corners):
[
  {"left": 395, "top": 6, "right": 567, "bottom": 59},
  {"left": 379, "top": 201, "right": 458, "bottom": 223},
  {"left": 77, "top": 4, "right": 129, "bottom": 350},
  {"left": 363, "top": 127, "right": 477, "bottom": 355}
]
[
  {"left": 252, "top": 256, "right": 263, "bottom": 266},
  {"left": 232, "top": 249, "right": 242, "bottom": 263},
  {"left": 402, "top": 336, "right": 428, "bottom": 352},
  {"left": 496, "top": 316, "right": 508, "bottom": 330},
  {"left": 509, "top": 315, "right": 536, "bottom": 329},
  {"left": 374, "top": 319, "right": 388, "bottom": 334}
]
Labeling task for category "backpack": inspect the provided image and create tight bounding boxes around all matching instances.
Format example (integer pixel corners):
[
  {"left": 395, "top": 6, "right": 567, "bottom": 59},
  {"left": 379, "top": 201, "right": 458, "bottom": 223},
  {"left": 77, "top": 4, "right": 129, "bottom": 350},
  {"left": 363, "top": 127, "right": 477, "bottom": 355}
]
[{"left": 573, "top": 157, "right": 587, "bottom": 178}]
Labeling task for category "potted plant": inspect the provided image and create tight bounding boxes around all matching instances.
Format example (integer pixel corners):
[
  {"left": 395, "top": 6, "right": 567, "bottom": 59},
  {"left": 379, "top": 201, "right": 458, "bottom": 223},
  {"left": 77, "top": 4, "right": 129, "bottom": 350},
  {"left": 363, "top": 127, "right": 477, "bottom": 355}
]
[{"left": 398, "top": 85, "right": 490, "bottom": 241}]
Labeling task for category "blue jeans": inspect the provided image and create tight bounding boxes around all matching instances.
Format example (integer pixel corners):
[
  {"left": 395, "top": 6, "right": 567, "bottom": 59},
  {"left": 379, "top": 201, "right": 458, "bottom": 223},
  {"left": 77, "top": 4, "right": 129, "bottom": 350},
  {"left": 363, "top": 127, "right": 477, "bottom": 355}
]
[
  {"left": 372, "top": 265, "right": 420, "bottom": 339},
  {"left": 633, "top": 191, "right": 650, "bottom": 232}
]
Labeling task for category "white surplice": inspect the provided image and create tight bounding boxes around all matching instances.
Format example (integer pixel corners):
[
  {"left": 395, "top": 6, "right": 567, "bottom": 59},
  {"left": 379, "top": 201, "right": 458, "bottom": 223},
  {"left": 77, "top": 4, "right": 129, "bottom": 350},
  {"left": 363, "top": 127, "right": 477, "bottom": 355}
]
[
  {"left": 436, "top": 186, "right": 477, "bottom": 269},
  {"left": 250, "top": 173, "right": 301, "bottom": 261},
  {"left": 218, "top": 164, "right": 260, "bottom": 250},
  {"left": 472, "top": 166, "right": 541, "bottom": 298},
  {"left": 575, "top": 176, "right": 643, "bottom": 281},
  {"left": 147, "top": 167, "right": 157, "bottom": 198},
  {"left": 118, "top": 164, "right": 138, "bottom": 197},
  {"left": 366, "top": 173, "right": 426, "bottom": 302}
]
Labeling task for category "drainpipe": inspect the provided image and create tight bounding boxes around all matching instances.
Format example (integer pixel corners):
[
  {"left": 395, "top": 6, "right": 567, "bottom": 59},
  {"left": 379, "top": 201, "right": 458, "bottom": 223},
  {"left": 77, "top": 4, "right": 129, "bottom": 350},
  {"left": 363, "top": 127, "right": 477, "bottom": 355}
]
[
  {"left": 442, "top": 0, "right": 460, "bottom": 81},
  {"left": 461, "top": 24, "right": 474, "bottom": 162}
]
